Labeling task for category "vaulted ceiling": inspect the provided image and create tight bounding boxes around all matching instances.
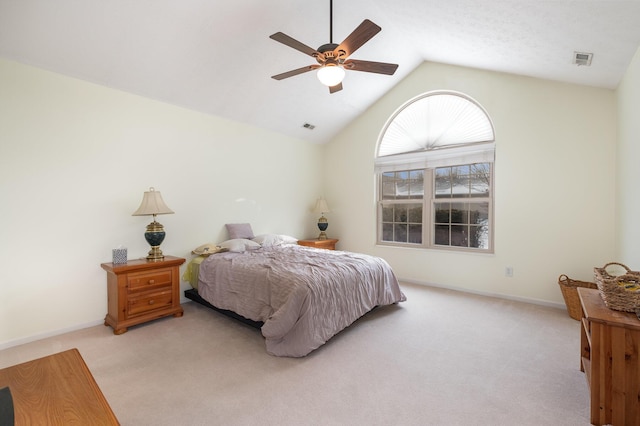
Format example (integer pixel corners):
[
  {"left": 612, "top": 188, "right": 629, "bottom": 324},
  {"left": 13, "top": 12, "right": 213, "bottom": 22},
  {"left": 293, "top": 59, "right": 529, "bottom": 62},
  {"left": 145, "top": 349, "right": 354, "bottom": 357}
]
[{"left": 1, "top": 0, "right": 639, "bottom": 144}]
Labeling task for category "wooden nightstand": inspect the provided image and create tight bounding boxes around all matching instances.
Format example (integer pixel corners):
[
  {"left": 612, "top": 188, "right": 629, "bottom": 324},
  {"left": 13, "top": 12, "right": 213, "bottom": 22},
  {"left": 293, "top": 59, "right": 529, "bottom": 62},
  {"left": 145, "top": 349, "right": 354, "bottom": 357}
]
[
  {"left": 101, "top": 256, "right": 185, "bottom": 335},
  {"left": 297, "top": 238, "right": 339, "bottom": 250}
]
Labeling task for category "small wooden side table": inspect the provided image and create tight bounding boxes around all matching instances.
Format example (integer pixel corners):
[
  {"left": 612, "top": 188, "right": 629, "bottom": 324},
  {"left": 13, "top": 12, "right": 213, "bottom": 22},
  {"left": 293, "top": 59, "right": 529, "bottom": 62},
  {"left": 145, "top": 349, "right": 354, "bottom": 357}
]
[
  {"left": 101, "top": 255, "right": 185, "bottom": 334},
  {"left": 297, "top": 238, "right": 339, "bottom": 250}
]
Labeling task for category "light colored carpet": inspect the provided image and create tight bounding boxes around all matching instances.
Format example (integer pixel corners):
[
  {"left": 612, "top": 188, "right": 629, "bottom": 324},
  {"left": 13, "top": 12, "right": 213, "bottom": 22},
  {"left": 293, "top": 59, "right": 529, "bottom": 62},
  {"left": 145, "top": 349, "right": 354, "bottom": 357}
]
[{"left": 0, "top": 283, "right": 590, "bottom": 425}]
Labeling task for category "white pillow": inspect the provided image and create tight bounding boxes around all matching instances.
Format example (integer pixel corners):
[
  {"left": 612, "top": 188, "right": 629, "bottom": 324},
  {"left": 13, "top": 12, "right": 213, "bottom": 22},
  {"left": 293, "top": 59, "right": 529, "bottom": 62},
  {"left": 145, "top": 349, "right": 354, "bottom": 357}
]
[
  {"left": 252, "top": 234, "right": 298, "bottom": 247},
  {"left": 218, "top": 238, "right": 261, "bottom": 253},
  {"left": 279, "top": 235, "right": 298, "bottom": 244}
]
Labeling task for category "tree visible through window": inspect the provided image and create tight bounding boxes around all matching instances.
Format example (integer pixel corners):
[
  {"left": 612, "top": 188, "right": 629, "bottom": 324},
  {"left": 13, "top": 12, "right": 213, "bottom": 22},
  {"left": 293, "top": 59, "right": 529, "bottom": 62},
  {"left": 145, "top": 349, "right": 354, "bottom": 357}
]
[{"left": 375, "top": 91, "right": 495, "bottom": 252}]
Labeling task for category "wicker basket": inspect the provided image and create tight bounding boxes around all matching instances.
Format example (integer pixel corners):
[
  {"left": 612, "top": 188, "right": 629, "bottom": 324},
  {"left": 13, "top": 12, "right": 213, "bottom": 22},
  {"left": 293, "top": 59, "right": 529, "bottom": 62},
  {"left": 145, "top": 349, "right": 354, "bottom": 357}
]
[
  {"left": 593, "top": 262, "right": 640, "bottom": 312},
  {"left": 558, "top": 274, "right": 598, "bottom": 320}
]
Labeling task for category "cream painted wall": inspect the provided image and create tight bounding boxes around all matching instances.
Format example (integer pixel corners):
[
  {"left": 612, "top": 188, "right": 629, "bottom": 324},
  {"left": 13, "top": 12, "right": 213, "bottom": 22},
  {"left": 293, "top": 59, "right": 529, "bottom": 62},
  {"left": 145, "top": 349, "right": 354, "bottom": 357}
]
[
  {"left": 324, "top": 61, "right": 617, "bottom": 305},
  {"left": 0, "top": 58, "right": 323, "bottom": 348},
  {"left": 0, "top": 55, "right": 627, "bottom": 347},
  {"left": 616, "top": 46, "right": 640, "bottom": 266}
]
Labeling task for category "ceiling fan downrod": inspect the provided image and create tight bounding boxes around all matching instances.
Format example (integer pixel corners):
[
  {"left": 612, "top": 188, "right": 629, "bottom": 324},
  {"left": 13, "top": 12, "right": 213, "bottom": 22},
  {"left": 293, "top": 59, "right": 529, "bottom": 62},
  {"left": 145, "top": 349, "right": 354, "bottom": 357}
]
[{"left": 329, "top": 0, "right": 333, "bottom": 44}]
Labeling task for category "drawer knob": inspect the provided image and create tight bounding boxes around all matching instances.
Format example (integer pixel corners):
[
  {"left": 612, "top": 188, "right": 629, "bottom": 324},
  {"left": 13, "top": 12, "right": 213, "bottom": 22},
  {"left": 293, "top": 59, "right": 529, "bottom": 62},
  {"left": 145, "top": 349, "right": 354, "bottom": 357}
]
[
  {"left": 148, "top": 300, "right": 155, "bottom": 305},
  {"left": 148, "top": 279, "right": 155, "bottom": 284}
]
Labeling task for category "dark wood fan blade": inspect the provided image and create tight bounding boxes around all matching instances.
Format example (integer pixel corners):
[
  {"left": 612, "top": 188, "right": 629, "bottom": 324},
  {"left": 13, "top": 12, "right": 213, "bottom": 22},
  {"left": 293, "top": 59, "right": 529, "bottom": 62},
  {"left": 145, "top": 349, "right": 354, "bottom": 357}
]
[
  {"left": 335, "top": 19, "right": 381, "bottom": 58},
  {"left": 329, "top": 82, "right": 343, "bottom": 94},
  {"left": 343, "top": 59, "right": 398, "bottom": 75},
  {"left": 270, "top": 32, "right": 319, "bottom": 57},
  {"left": 271, "top": 65, "right": 320, "bottom": 80}
]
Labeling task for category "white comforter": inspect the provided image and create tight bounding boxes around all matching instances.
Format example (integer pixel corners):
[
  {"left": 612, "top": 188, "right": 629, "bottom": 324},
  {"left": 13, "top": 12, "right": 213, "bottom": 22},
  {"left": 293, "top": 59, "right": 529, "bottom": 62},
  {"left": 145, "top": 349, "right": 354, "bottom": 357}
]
[{"left": 197, "top": 245, "right": 406, "bottom": 357}]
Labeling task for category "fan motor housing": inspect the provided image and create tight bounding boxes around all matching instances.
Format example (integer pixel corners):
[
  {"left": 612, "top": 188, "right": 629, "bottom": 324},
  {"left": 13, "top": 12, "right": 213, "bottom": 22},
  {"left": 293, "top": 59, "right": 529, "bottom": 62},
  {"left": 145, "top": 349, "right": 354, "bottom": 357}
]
[{"left": 316, "top": 43, "right": 345, "bottom": 65}]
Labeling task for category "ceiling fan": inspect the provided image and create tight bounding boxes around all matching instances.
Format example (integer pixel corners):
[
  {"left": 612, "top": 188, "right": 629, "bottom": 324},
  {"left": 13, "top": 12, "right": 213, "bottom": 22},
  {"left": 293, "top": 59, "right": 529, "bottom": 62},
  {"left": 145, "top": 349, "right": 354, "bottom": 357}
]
[{"left": 269, "top": 0, "right": 398, "bottom": 94}]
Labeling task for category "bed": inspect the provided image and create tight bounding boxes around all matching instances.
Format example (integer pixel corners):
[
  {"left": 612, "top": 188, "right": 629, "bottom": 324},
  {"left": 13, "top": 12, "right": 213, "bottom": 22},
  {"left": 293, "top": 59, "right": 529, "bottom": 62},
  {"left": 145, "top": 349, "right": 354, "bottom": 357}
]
[{"left": 184, "top": 237, "right": 406, "bottom": 357}]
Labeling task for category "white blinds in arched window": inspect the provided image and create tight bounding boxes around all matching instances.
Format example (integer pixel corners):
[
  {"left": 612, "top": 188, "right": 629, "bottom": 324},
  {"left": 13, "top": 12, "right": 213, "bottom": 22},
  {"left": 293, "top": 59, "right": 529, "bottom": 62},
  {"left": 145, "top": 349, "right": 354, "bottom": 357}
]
[{"left": 375, "top": 91, "right": 495, "bottom": 172}]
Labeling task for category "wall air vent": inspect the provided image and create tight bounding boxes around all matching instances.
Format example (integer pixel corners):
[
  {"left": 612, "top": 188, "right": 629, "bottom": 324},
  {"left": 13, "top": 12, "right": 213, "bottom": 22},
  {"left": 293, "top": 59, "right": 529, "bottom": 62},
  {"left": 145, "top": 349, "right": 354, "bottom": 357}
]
[{"left": 573, "top": 51, "right": 593, "bottom": 66}]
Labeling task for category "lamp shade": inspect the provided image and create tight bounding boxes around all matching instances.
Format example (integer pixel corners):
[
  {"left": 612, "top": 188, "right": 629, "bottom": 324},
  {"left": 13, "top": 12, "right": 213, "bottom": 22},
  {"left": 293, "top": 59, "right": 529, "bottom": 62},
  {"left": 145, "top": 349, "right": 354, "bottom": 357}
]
[
  {"left": 317, "top": 65, "right": 345, "bottom": 87},
  {"left": 314, "top": 198, "right": 330, "bottom": 214},
  {"left": 132, "top": 187, "right": 174, "bottom": 216}
]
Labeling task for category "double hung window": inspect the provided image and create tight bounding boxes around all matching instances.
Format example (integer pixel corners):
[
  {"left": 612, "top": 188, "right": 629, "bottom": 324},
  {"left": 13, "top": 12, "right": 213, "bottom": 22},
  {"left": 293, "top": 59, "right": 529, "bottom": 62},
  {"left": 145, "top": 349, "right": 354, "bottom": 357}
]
[{"left": 375, "top": 91, "right": 495, "bottom": 252}]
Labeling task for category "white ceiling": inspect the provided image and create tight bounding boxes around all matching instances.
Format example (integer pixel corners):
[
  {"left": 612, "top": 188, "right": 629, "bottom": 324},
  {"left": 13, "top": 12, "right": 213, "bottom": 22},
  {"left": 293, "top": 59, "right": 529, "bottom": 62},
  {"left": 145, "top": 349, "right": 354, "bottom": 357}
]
[{"left": 1, "top": 0, "right": 639, "bottom": 144}]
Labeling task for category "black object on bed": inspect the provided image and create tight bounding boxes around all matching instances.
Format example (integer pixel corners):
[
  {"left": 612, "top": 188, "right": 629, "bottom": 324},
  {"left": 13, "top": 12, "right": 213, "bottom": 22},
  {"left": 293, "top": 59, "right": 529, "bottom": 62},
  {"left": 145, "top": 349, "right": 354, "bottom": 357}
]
[{"left": 184, "top": 288, "right": 264, "bottom": 329}]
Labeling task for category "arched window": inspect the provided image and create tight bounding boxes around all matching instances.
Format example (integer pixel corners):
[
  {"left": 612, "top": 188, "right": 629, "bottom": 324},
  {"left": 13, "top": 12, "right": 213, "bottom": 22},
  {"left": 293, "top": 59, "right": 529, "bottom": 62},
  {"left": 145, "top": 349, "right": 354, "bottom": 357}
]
[{"left": 375, "top": 91, "right": 495, "bottom": 252}]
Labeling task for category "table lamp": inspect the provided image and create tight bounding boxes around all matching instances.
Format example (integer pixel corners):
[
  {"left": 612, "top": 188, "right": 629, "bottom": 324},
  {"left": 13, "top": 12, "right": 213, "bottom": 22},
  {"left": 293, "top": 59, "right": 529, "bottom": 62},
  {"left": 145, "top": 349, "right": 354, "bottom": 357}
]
[
  {"left": 314, "top": 198, "right": 330, "bottom": 240},
  {"left": 132, "top": 187, "right": 174, "bottom": 261}
]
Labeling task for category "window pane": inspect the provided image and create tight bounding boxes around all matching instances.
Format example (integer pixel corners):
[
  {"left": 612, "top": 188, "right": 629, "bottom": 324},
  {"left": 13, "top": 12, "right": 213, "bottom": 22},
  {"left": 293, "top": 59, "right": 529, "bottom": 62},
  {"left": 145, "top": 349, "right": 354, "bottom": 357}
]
[
  {"left": 382, "top": 172, "right": 397, "bottom": 199},
  {"left": 469, "top": 202, "right": 489, "bottom": 224},
  {"left": 408, "top": 204, "right": 422, "bottom": 222},
  {"left": 434, "top": 225, "right": 449, "bottom": 245},
  {"left": 453, "top": 165, "right": 469, "bottom": 176},
  {"left": 450, "top": 225, "right": 468, "bottom": 247},
  {"left": 470, "top": 224, "right": 489, "bottom": 249},
  {"left": 396, "top": 171, "right": 409, "bottom": 199},
  {"left": 394, "top": 206, "right": 408, "bottom": 223},
  {"left": 382, "top": 184, "right": 396, "bottom": 199},
  {"left": 434, "top": 168, "right": 451, "bottom": 198},
  {"left": 408, "top": 170, "right": 425, "bottom": 199},
  {"left": 450, "top": 203, "right": 468, "bottom": 224},
  {"left": 470, "top": 163, "right": 490, "bottom": 196},
  {"left": 382, "top": 170, "right": 424, "bottom": 200},
  {"left": 394, "top": 223, "right": 407, "bottom": 242},
  {"left": 452, "top": 166, "right": 469, "bottom": 198},
  {"left": 382, "top": 223, "right": 394, "bottom": 241},
  {"left": 382, "top": 205, "right": 394, "bottom": 222},
  {"left": 435, "top": 202, "right": 450, "bottom": 223},
  {"left": 408, "top": 224, "right": 422, "bottom": 244}
]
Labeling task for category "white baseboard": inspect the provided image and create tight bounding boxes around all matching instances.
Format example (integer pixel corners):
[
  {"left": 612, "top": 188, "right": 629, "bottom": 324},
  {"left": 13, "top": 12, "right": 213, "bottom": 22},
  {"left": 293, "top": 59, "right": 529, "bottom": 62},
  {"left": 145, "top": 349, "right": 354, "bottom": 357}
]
[
  {"left": 0, "top": 319, "right": 105, "bottom": 352},
  {"left": 399, "top": 277, "right": 566, "bottom": 310},
  {"left": 0, "top": 299, "right": 195, "bottom": 352}
]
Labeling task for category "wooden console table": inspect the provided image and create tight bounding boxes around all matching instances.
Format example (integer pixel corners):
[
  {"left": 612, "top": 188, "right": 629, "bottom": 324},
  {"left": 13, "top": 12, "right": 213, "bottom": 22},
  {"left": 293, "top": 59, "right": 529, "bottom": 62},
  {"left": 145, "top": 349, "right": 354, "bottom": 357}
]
[
  {"left": 0, "top": 348, "right": 119, "bottom": 425},
  {"left": 578, "top": 287, "right": 640, "bottom": 426}
]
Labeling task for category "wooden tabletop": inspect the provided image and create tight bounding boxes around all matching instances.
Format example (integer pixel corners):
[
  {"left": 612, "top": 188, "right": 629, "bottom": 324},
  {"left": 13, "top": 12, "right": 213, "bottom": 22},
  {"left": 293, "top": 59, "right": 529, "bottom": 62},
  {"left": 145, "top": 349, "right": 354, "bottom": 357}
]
[
  {"left": 578, "top": 287, "right": 640, "bottom": 331},
  {"left": 101, "top": 255, "right": 185, "bottom": 273},
  {"left": 0, "top": 348, "right": 119, "bottom": 425}
]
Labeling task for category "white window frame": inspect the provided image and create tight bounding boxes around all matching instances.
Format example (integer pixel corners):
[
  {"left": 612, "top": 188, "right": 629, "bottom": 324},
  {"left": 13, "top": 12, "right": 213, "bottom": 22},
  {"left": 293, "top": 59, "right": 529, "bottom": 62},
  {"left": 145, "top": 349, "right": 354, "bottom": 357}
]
[{"left": 375, "top": 91, "right": 495, "bottom": 253}]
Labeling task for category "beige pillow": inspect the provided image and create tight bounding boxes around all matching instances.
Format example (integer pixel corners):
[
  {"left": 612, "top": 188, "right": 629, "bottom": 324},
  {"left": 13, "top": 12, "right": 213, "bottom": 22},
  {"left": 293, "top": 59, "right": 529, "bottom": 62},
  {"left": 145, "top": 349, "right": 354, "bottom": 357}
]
[{"left": 192, "top": 243, "right": 228, "bottom": 256}]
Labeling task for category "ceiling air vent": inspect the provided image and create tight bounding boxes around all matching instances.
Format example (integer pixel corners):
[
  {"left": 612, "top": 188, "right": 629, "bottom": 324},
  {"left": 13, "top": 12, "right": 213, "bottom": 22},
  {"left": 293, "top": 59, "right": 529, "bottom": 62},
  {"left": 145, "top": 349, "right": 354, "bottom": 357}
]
[
  {"left": 573, "top": 51, "right": 593, "bottom": 66},
  {"left": 303, "top": 123, "right": 316, "bottom": 130}
]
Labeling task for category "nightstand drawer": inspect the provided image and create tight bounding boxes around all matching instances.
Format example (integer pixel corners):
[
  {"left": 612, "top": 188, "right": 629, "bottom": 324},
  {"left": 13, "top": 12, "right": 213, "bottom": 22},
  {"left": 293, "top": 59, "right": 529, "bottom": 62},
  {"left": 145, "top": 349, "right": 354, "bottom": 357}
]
[
  {"left": 127, "top": 268, "right": 173, "bottom": 292},
  {"left": 127, "top": 289, "right": 173, "bottom": 317}
]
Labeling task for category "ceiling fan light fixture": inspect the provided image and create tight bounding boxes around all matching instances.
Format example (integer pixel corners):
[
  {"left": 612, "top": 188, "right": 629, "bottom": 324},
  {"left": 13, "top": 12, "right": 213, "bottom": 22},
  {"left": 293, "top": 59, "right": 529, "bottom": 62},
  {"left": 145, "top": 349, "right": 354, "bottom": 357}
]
[{"left": 317, "top": 65, "right": 345, "bottom": 87}]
